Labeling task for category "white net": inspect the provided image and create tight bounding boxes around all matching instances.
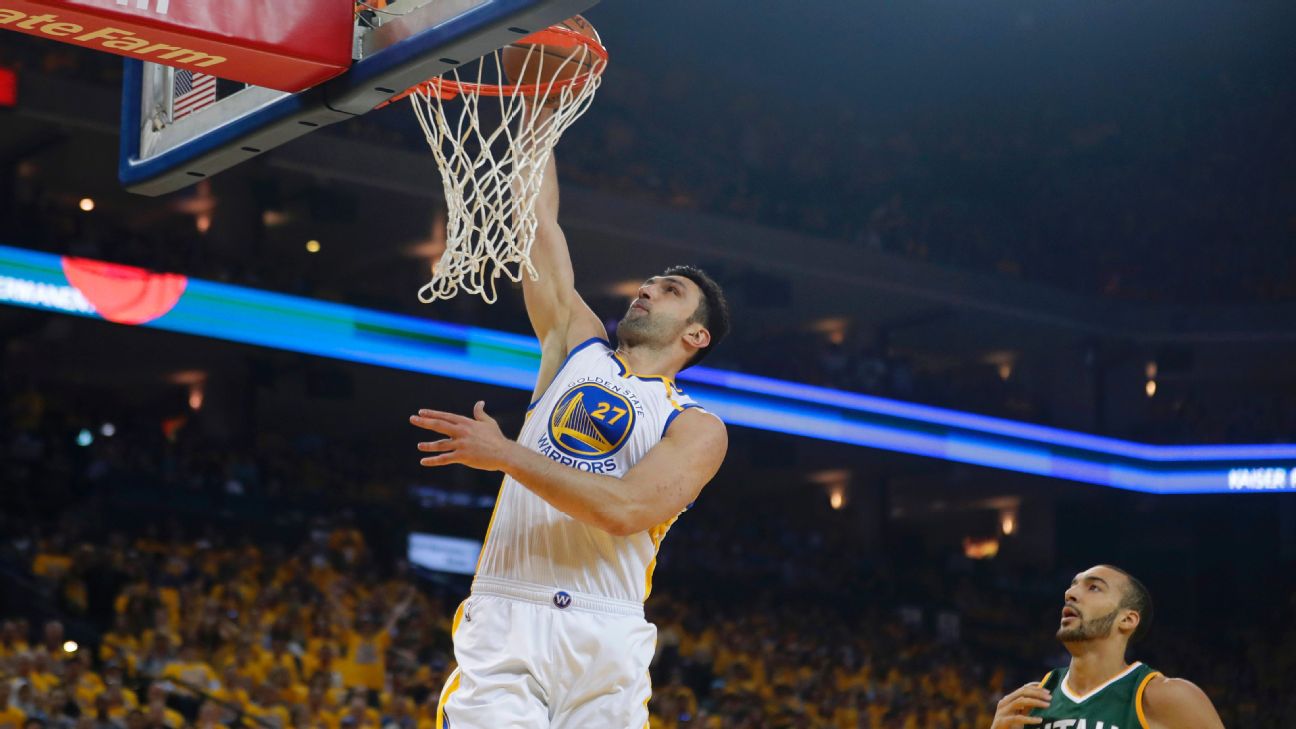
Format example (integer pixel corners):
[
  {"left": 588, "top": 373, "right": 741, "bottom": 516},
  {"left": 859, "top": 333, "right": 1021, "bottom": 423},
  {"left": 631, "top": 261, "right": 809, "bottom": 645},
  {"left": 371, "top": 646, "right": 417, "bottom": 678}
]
[{"left": 407, "top": 32, "right": 606, "bottom": 303}]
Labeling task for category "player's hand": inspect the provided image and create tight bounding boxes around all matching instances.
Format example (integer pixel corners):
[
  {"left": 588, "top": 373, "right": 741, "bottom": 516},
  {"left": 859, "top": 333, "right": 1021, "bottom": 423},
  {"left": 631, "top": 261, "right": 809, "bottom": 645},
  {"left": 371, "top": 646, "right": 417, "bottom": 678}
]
[
  {"left": 410, "top": 401, "right": 514, "bottom": 472},
  {"left": 990, "top": 682, "right": 1051, "bottom": 728}
]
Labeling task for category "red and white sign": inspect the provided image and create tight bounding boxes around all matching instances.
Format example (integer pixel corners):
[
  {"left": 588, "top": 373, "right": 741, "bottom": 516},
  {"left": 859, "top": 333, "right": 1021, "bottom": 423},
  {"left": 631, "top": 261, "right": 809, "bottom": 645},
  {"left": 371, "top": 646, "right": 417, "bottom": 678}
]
[{"left": 0, "top": 0, "right": 353, "bottom": 92}]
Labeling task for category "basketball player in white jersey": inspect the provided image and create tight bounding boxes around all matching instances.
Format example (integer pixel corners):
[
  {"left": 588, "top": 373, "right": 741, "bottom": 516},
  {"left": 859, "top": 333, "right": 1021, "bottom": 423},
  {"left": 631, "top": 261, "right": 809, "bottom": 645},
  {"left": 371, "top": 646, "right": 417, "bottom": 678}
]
[{"left": 409, "top": 149, "right": 730, "bottom": 728}]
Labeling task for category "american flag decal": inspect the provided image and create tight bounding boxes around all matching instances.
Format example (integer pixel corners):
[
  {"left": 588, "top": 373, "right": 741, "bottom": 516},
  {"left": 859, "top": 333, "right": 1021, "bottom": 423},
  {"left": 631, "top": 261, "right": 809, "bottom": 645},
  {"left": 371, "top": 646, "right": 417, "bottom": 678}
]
[{"left": 172, "top": 69, "right": 216, "bottom": 120}]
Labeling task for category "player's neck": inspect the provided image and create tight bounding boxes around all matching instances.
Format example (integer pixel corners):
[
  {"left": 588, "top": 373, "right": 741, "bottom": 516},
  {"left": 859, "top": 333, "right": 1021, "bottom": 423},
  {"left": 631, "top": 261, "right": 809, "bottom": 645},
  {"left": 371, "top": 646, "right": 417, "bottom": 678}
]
[
  {"left": 1064, "top": 641, "right": 1132, "bottom": 697},
  {"left": 615, "top": 343, "right": 682, "bottom": 381}
]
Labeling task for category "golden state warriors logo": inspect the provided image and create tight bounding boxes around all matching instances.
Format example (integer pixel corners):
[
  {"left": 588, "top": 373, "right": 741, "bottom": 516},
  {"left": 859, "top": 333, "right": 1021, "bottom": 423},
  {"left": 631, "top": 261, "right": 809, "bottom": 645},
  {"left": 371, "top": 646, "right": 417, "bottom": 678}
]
[{"left": 548, "top": 383, "right": 635, "bottom": 459}]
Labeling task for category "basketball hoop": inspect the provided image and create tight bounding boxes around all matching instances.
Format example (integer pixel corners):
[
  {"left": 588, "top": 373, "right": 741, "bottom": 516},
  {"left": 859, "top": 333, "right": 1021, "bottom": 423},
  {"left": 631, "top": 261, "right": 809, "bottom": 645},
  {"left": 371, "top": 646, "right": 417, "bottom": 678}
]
[{"left": 389, "top": 21, "right": 608, "bottom": 303}]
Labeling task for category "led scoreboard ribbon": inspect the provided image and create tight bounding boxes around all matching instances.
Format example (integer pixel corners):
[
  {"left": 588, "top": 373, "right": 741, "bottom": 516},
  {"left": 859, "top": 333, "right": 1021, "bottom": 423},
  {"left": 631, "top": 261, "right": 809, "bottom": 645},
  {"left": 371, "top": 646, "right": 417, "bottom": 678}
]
[{"left": 2, "top": 243, "right": 1292, "bottom": 495}]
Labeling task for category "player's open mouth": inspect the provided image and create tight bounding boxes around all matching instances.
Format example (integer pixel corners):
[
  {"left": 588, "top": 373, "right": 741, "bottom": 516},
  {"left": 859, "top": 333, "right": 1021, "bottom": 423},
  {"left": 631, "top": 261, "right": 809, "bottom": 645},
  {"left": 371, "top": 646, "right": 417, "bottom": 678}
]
[
  {"left": 631, "top": 301, "right": 649, "bottom": 312},
  {"left": 1061, "top": 606, "right": 1080, "bottom": 620}
]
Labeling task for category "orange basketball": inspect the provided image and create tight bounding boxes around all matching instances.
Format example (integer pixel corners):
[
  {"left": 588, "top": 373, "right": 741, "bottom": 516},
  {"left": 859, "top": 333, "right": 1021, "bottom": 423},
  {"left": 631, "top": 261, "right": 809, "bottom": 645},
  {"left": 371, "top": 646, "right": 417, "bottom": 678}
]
[{"left": 501, "top": 15, "right": 602, "bottom": 93}]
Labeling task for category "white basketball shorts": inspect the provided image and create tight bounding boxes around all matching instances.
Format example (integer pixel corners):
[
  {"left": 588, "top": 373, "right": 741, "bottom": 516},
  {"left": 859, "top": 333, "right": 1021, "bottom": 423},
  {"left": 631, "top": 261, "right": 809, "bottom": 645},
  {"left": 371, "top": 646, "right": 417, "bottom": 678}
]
[{"left": 436, "top": 576, "right": 656, "bottom": 729}]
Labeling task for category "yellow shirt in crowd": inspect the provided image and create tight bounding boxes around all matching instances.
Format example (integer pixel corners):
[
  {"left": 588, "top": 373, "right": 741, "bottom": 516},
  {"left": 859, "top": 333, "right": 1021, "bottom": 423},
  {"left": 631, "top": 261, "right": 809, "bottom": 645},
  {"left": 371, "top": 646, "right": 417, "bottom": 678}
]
[
  {"left": 0, "top": 707, "right": 26, "bottom": 729},
  {"left": 342, "top": 630, "right": 391, "bottom": 691}
]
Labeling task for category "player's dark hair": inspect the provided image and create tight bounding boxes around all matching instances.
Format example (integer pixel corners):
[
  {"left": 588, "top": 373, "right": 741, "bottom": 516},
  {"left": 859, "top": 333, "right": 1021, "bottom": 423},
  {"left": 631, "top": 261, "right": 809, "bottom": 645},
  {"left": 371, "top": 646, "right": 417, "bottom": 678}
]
[
  {"left": 1105, "top": 565, "right": 1154, "bottom": 646},
  {"left": 663, "top": 265, "right": 729, "bottom": 369}
]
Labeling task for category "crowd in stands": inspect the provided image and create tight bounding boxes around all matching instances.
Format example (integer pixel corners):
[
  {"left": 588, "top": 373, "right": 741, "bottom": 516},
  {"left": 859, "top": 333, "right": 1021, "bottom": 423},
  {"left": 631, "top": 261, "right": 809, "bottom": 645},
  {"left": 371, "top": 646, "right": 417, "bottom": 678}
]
[
  {"left": 0, "top": 526, "right": 458, "bottom": 729},
  {"left": 1, "top": 510, "right": 1291, "bottom": 728}
]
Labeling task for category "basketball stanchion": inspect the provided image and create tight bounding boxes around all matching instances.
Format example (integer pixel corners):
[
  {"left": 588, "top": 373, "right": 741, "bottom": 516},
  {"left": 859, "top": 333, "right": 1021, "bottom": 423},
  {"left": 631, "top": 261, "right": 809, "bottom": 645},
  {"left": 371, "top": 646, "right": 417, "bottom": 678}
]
[{"left": 386, "top": 17, "right": 608, "bottom": 303}]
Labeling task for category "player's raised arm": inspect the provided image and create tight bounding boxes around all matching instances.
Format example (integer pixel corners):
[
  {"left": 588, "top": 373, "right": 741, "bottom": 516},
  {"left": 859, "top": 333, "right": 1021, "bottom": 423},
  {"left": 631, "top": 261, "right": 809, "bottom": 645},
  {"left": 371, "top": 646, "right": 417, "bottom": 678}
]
[{"left": 519, "top": 112, "right": 606, "bottom": 400}]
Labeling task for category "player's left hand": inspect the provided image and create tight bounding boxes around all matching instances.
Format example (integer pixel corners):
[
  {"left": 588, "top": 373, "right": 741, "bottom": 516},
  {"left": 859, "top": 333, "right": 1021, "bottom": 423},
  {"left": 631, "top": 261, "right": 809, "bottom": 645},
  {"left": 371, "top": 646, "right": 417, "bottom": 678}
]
[{"left": 410, "top": 401, "right": 514, "bottom": 471}]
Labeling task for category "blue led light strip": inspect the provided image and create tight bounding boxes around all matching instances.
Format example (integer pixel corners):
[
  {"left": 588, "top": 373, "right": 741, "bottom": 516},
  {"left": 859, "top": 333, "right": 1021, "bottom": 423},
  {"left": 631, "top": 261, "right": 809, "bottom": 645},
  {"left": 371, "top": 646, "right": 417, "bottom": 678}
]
[{"left": 1, "top": 243, "right": 1292, "bottom": 494}]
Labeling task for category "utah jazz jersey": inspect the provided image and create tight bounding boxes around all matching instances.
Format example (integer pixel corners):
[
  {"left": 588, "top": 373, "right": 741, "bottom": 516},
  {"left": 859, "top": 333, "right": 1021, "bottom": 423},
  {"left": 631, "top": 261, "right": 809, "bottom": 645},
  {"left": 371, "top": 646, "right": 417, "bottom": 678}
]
[
  {"left": 1033, "top": 662, "right": 1161, "bottom": 729},
  {"left": 474, "top": 337, "right": 710, "bottom": 603}
]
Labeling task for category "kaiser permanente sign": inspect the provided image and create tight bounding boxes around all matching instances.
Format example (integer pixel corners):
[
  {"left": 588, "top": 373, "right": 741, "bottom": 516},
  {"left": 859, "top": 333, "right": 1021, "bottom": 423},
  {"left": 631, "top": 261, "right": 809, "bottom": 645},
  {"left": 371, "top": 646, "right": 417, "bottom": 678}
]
[
  {"left": 0, "top": 0, "right": 353, "bottom": 91},
  {"left": 1, "top": 242, "right": 1293, "bottom": 496}
]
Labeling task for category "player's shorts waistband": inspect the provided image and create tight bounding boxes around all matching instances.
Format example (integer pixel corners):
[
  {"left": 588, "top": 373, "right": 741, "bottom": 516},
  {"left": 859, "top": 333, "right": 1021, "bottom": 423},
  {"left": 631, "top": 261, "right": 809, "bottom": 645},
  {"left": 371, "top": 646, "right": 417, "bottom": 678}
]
[{"left": 471, "top": 576, "right": 644, "bottom": 618}]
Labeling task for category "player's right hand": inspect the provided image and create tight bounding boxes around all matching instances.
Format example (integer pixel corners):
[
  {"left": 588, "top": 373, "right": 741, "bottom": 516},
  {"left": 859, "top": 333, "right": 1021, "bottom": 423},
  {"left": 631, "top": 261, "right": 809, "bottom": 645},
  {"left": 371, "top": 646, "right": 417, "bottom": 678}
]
[{"left": 990, "top": 682, "right": 1051, "bottom": 728}]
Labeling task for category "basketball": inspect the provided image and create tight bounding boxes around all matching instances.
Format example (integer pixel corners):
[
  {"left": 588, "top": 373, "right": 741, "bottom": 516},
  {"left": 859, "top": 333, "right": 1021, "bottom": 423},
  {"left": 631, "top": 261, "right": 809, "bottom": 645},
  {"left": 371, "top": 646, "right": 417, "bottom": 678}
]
[{"left": 502, "top": 15, "right": 602, "bottom": 93}]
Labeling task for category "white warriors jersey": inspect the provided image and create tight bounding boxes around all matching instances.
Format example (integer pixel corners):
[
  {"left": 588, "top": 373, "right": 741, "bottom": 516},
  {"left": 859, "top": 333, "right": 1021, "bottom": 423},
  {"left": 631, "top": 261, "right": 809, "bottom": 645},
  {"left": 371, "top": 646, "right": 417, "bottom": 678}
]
[{"left": 474, "top": 337, "right": 711, "bottom": 603}]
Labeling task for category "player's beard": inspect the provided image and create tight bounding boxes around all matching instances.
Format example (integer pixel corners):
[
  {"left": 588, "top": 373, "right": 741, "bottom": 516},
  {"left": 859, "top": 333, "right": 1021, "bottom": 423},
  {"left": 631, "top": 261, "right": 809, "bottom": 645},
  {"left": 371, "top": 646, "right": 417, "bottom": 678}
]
[
  {"left": 616, "top": 307, "right": 677, "bottom": 350},
  {"left": 1057, "top": 608, "right": 1120, "bottom": 642}
]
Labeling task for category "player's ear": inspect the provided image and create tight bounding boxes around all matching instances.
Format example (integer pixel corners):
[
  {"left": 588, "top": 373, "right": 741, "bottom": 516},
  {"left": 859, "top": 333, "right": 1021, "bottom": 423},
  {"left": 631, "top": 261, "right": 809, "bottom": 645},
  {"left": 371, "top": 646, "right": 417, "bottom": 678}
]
[
  {"left": 1119, "top": 609, "right": 1140, "bottom": 637},
  {"left": 685, "top": 325, "right": 711, "bottom": 352}
]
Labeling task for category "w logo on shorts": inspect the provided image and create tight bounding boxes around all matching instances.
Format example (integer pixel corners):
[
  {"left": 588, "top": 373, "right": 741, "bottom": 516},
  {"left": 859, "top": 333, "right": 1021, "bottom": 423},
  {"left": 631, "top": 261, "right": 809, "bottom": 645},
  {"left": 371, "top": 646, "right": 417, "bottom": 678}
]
[{"left": 552, "top": 591, "right": 573, "bottom": 609}]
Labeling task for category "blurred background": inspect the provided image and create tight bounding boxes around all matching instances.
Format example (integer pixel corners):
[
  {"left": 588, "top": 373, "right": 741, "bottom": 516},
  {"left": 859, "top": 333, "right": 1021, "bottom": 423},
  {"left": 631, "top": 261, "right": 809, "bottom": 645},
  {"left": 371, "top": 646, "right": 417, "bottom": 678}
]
[{"left": 1, "top": 0, "right": 1295, "bottom": 727}]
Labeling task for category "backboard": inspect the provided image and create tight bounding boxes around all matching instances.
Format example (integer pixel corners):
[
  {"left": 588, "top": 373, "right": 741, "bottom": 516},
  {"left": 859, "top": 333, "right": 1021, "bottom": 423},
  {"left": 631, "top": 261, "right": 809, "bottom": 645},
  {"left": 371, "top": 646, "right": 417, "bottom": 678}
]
[{"left": 119, "top": 0, "right": 599, "bottom": 196}]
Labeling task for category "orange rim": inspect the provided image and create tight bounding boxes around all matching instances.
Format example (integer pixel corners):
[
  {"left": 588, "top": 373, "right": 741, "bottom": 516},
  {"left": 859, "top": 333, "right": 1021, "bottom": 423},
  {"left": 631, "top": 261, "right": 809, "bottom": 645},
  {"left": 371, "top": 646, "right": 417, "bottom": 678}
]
[{"left": 387, "top": 25, "right": 607, "bottom": 105}]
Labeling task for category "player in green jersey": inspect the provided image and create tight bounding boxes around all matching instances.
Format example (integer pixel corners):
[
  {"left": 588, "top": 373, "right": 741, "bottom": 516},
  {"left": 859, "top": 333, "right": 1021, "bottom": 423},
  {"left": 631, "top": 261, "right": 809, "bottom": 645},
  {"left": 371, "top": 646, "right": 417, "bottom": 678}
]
[{"left": 990, "top": 565, "right": 1224, "bottom": 729}]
